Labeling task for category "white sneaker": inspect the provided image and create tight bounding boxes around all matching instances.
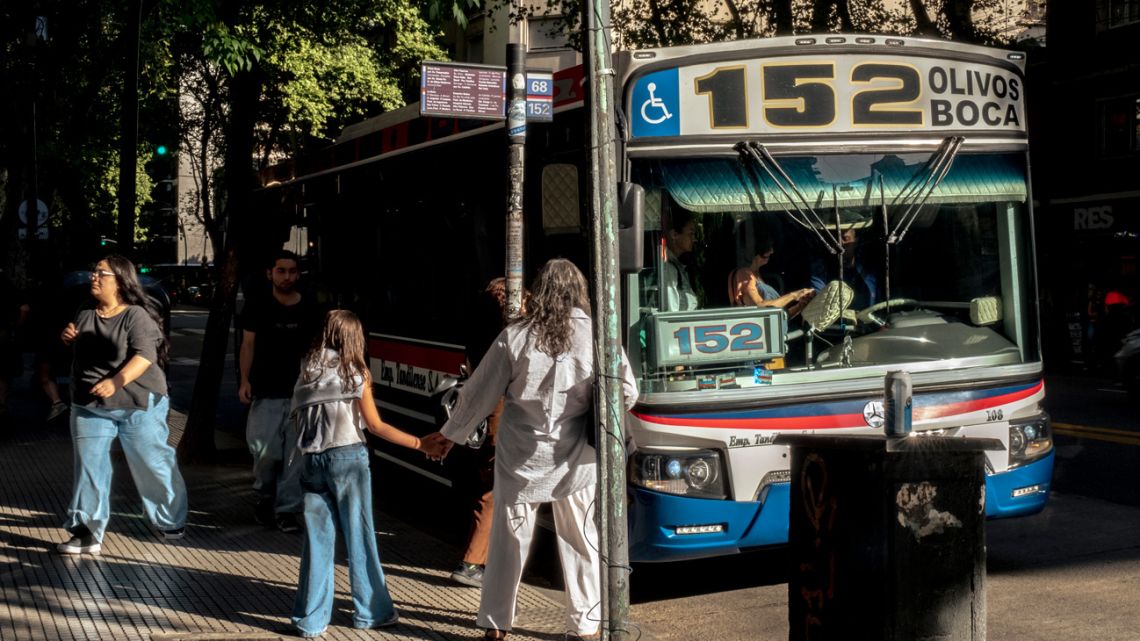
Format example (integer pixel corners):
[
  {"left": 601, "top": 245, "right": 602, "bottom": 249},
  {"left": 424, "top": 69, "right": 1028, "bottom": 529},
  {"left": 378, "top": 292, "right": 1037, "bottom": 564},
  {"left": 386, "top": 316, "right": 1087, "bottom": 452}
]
[
  {"left": 57, "top": 536, "right": 101, "bottom": 555},
  {"left": 47, "top": 401, "right": 68, "bottom": 422},
  {"left": 355, "top": 611, "right": 399, "bottom": 630}
]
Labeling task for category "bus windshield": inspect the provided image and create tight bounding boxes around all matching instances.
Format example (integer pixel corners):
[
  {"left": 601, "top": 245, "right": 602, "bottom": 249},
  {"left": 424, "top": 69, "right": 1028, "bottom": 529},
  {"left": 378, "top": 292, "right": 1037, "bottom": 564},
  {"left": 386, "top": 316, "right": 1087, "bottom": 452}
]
[{"left": 630, "top": 151, "right": 1037, "bottom": 393}]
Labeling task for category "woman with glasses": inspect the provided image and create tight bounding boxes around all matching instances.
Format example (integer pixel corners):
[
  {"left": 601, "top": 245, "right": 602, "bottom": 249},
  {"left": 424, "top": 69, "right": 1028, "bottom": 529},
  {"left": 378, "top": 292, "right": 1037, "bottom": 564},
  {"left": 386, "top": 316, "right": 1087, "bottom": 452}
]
[
  {"left": 56, "top": 255, "right": 187, "bottom": 555},
  {"left": 728, "top": 236, "right": 815, "bottom": 315}
]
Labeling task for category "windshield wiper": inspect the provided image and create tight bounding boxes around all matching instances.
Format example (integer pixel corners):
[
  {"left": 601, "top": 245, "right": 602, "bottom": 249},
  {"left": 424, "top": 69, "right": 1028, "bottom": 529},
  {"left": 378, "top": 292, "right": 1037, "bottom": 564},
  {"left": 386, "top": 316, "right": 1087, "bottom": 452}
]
[
  {"left": 735, "top": 141, "right": 844, "bottom": 255},
  {"left": 888, "top": 136, "right": 964, "bottom": 244}
]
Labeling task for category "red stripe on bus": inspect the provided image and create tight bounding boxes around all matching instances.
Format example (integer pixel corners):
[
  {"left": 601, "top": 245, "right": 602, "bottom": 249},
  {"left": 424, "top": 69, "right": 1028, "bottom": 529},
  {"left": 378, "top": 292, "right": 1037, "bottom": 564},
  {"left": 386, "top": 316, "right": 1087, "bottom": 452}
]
[{"left": 368, "top": 339, "right": 466, "bottom": 375}]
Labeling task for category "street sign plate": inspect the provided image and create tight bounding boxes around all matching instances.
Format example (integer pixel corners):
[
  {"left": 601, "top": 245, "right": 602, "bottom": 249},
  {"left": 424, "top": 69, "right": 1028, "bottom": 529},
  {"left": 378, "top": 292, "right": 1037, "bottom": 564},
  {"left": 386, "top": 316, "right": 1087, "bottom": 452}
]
[
  {"left": 17, "top": 199, "right": 49, "bottom": 225},
  {"left": 526, "top": 71, "right": 554, "bottom": 123},
  {"left": 420, "top": 61, "right": 506, "bottom": 120}
]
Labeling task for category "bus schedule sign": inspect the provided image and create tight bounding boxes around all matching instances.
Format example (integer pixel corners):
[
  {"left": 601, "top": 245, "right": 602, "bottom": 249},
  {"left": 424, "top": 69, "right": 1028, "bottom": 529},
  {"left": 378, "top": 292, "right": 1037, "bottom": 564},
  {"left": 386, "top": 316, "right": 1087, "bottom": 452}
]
[{"left": 421, "top": 61, "right": 506, "bottom": 120}]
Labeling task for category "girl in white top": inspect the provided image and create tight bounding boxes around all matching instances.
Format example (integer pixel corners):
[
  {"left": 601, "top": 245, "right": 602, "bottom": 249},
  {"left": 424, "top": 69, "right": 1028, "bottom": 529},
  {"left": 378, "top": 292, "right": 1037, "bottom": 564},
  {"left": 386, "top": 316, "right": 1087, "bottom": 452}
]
[
  {"left": 289, "top": 309, "right": 444, "bottom": 638},
  {"left": 434, "top": 259, "right": 639, "bottom": 641}
]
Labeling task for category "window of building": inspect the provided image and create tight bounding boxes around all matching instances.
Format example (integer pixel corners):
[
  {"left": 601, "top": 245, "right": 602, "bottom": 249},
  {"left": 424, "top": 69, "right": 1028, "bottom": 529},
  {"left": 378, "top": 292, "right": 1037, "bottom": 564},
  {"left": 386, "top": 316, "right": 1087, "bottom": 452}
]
[
  {"left": 1097, "top": 0, "right": 1140, "bottom": 29},
  {"left": 464, "top": 16, "right": 485, "bottom": 63},
  {"left": 527, "top": 15, "right": 570, "bottom": 51},
  {"left": 1101, "top": 96, "right": 1140, "bottom": 155}
]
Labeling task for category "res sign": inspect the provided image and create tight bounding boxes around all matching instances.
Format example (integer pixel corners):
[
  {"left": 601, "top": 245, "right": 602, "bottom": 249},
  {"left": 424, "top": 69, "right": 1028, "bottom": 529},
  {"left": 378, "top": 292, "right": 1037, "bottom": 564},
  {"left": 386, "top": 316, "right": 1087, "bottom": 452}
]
[
  {"left": 629, "top": 53, "right": 1025, "bottom": 138},
  {"left": 1073, "top": 206, "right": 1115, "bottom": 230}
]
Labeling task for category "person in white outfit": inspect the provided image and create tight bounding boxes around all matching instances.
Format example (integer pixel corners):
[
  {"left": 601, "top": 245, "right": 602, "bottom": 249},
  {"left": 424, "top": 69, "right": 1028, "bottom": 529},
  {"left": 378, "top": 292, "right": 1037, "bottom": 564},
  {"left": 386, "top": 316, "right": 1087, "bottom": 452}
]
[{"left": 426, "top": 259, "right": 638, "bottom": 641}]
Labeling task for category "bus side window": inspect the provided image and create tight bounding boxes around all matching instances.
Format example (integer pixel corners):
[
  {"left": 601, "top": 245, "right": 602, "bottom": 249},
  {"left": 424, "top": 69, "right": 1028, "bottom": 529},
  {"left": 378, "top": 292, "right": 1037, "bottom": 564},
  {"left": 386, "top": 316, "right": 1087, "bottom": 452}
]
[{"left": 542, "top": 164, "right": 580, "bottom": 234}]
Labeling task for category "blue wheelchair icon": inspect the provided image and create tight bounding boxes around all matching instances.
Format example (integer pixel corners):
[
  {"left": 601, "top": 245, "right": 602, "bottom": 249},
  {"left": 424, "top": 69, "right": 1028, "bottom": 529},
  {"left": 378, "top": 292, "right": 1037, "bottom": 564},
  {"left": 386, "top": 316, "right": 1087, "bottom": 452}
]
[{"left": 631, "top": 69, "right": 680, "bottom": 138}]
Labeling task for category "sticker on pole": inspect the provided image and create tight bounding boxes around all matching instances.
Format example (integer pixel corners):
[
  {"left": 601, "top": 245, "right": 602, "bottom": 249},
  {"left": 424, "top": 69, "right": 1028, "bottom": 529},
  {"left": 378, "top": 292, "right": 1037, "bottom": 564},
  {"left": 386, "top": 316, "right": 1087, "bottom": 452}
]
[
  {"left": 526, "top": 71, "right": 554, "bottom": 122},
  {"left": 420, "top": 61, "right": 507, "bottom": 120}
]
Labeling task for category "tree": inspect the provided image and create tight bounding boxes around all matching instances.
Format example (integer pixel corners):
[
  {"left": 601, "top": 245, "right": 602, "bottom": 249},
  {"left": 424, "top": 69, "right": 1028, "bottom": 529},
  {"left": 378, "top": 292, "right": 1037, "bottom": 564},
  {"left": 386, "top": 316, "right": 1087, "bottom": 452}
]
[
  {"left": 163, "top": 0, "right": 447, "bottom": 461},
  {"left": 506, "top": 0, "right": 1012, "bottom": 51},
  {"left": 1, "top": 1, "right": 177, "bottom": 286}
]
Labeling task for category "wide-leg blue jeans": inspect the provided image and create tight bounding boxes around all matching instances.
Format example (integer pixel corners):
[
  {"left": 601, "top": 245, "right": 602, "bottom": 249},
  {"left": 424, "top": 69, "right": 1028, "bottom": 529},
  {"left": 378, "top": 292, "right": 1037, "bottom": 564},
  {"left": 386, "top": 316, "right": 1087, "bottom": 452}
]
[
  {"left": 64, "top": 394, "right": 188, "bottom": 542},
  {"left": 246, "top": 397, "right": 304, "bottom": 514},
  {"left": 291, "top": 443, "right": 395, "bottom": 636}
]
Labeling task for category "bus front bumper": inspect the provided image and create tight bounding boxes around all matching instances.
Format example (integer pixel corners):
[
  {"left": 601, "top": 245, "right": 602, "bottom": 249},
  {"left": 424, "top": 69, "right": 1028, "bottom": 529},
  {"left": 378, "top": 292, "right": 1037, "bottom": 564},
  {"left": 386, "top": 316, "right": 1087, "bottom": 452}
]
[
  {"left": 628, "top": 451, "right": 1053, "bottom": 563},
  {"left": 984, "top": 450, "right": 1053, "bottom": 518},
  {"left": 628, "top": 484, "right": 789, "bottom": 563}
]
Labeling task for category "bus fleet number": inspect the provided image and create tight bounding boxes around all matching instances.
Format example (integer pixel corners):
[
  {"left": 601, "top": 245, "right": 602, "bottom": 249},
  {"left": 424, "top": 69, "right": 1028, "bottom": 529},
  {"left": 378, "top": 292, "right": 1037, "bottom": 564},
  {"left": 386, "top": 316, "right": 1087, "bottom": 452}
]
[
  {"left": 673, "top": 322, "right": 765, "bottom": 356},
  {"left": 694, "top": 62, "right": 922, "bottom": 129}
]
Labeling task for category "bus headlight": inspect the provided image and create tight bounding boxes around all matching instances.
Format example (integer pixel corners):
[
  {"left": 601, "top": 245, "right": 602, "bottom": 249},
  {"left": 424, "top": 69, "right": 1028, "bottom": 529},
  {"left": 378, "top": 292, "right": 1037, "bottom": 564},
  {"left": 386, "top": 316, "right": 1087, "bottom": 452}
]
[
  {"left": 629, "top": 449, "right": 727, "bottom": 499},
  {"left": 1009, "top": 415, "right": 1052, "bottom": 468}
]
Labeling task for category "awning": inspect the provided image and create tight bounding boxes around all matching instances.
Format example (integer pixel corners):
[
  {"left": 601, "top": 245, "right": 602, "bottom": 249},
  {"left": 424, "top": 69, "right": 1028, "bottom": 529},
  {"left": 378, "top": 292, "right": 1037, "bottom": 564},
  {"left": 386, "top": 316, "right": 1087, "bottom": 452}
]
[{"left": 657, "top": 154, "right": 1027, "bottom": 214}]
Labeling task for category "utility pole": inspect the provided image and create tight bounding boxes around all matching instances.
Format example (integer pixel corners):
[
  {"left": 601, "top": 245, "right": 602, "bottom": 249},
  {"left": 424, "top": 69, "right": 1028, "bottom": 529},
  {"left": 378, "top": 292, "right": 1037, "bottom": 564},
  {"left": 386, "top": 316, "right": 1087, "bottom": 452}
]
[
  {"left": 116, "top": 0, "right": 141, "bottom": 253},
  {"left": 25, "top": 14, "right": 42, "bottom": 245},
  {"left": 504, "top": 42, "right": 527, "bottom": 319},
  {"left": 583, "top": 0, "right": 628, "bottom": 638}
]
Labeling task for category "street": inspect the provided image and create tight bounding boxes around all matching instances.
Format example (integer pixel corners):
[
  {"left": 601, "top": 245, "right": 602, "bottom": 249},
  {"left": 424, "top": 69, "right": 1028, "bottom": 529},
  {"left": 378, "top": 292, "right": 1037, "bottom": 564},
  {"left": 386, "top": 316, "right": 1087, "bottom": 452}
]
[
  {"left": 626, "top": 378, "right": 1140, "bottom": 641},
  {"left": 167, "top": 309, "right": 1140, "bottom": 641}
]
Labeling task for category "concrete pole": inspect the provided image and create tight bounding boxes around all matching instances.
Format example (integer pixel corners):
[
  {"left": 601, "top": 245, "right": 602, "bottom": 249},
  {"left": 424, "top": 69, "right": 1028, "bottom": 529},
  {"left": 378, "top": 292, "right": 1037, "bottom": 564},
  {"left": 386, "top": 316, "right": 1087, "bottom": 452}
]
[{"left": 583, "top": 0, "right": 629, "bottom": 638}]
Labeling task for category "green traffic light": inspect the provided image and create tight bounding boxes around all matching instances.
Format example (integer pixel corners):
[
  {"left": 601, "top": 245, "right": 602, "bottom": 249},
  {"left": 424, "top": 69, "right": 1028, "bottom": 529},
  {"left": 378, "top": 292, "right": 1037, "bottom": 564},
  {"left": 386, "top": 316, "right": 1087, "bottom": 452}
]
[
  {"left": 156, "top": 145, "right": 168, "bottom": 156},
  {"left": 139, "top": 266, "right": 151, "bottom": 274}
]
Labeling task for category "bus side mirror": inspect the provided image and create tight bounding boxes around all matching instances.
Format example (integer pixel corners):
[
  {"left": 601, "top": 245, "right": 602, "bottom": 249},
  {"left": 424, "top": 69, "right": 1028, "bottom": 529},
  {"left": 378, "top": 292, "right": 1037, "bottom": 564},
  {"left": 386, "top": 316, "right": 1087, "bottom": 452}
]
[{"left": 619, "top": 182, "right": 644, "bottom": 273}]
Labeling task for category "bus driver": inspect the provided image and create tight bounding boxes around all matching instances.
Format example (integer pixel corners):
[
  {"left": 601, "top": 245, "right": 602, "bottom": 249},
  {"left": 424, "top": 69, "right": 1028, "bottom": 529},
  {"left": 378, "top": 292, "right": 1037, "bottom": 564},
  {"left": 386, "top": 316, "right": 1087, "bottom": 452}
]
[{"left": 660, "top": 210, "right": 699, "bottom": 312}]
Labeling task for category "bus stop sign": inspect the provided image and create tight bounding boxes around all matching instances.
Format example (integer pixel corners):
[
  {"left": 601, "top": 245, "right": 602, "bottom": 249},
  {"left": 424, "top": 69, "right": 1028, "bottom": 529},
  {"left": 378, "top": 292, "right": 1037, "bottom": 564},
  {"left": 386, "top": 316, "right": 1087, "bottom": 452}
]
[{"left": 526, "top": 71, "right": 554, "bottom": 122}]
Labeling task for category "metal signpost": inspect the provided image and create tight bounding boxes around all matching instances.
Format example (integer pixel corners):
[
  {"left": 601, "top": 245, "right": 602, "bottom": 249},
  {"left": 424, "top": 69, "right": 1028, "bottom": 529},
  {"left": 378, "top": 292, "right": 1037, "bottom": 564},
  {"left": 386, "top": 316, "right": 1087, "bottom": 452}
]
[{"left": 420, "top": 56, "right": 549, "bottom": 319}]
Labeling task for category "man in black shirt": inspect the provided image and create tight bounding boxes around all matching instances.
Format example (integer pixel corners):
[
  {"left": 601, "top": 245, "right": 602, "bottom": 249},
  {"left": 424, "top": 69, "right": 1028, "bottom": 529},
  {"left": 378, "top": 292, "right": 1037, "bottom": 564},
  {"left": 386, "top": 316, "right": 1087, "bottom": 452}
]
[{"left": 239, "top": 251, "right": 318, "bottom": 532}]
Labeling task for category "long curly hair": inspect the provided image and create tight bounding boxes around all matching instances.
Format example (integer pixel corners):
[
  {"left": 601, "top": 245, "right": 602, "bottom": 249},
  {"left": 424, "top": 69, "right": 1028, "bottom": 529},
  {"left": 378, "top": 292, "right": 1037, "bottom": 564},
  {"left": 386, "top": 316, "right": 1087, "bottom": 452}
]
[
  {"left": 104, "top": 255, "right": 169, "bottom": 367},
  {"left": 302, "top": 309, "right": 368, "bottom": 393},
  {"left": 520, "top": 259, "right": 590, "bottom": 357}
]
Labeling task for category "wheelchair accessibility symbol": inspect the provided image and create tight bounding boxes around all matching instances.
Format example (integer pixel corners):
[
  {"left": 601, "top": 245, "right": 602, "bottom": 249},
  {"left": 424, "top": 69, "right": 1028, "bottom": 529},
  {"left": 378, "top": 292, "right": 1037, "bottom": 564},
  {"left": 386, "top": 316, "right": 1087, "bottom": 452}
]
[
  {"left": 640, "top": 83, "right": 673, "bottom": 125},
  {"left": 631, "top": 69, "right": 679, "bottom": 138}
]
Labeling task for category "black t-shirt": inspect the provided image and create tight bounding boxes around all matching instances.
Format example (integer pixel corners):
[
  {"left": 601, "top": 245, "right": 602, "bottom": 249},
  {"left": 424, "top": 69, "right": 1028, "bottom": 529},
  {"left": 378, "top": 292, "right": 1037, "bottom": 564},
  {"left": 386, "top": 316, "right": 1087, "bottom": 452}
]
[
  {"left": 243, "top": 295, "right": 319, "bottom": 398},
  {"left": 72, "top": 305, "right": 167, "bottom": 409}
]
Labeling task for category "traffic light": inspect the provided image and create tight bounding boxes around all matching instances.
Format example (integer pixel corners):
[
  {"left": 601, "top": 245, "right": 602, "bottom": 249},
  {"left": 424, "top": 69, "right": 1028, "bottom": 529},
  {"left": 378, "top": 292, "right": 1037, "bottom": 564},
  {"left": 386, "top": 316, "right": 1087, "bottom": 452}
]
[
  {"left": 152, "top": 177, "right": 177, "bottom": 213},
  {"left": 155, "top": 144, "right": 169, "bottom": 157}
]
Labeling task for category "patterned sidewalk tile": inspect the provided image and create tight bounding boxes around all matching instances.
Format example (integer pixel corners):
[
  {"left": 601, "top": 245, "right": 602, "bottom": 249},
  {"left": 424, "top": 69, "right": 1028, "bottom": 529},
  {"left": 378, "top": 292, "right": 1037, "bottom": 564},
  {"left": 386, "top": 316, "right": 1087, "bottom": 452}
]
[{"left": 0, "top": 411, "right": 573, "bottom": 641}]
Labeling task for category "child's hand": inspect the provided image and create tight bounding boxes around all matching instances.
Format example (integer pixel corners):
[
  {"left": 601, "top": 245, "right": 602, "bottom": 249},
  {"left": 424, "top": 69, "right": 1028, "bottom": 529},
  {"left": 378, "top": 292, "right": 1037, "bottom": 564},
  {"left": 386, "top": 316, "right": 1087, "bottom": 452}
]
[{"left": 420, "top": 432, "right": 454, "bottom": 461}]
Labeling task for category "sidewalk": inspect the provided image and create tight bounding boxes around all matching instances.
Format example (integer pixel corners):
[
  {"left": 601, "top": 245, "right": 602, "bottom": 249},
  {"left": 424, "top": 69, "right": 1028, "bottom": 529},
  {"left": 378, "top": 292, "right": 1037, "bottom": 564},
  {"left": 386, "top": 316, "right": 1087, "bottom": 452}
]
[{"left": 0, "top": 408, "right": 574, "bottom": 641}]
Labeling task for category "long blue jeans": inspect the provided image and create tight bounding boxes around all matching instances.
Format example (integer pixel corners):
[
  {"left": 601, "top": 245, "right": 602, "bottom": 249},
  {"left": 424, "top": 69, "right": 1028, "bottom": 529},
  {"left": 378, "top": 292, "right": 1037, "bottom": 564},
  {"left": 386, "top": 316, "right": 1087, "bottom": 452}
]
[
  {"left": 246, "top": 397, "right": 304, "bottom": 514},
  {"left": 64, "top": 394, "right": 188, "bottom": 542},
  {"left": 292, "top": 443, "right": 395, "bottom": 636}
]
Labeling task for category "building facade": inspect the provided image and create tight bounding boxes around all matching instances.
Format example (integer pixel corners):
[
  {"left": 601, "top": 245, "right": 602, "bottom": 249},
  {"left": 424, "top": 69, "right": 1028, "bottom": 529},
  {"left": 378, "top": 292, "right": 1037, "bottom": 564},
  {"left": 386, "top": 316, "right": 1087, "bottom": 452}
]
[{"left": 1034, "top": 0, "right": 1139, "bottom": 372}]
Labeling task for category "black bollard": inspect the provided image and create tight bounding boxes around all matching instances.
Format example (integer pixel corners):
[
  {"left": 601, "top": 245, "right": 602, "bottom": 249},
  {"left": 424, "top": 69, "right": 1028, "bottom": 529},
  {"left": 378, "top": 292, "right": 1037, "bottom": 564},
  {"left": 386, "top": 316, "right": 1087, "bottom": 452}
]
[{"left": 776, "top": 376, "right": 1002, "bottom": 641}]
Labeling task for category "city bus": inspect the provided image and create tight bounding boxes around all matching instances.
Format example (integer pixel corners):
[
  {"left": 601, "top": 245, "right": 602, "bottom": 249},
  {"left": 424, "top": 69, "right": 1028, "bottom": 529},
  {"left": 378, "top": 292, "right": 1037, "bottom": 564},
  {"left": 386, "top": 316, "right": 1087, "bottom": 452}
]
[{"left": 255, "top": 34, "right": 1053, "bottom": 562}]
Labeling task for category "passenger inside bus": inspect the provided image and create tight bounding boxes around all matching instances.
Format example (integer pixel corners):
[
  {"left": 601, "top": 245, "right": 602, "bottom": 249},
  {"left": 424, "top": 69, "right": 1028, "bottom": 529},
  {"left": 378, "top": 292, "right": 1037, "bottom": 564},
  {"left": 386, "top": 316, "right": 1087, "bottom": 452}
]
[{"left": 727, "top": 233, "right": 815, "bottom": 316}]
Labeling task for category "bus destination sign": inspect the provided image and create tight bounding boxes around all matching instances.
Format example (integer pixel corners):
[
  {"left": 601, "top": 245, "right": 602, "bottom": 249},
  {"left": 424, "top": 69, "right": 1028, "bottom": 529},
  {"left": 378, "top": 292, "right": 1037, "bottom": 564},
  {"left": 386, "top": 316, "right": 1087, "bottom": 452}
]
[
  {"left": 628, "top": 53, "right": 1026, "bottom": 139},
  {"left": 421, "top": 61, "right": 506, "bottom": 120}
]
